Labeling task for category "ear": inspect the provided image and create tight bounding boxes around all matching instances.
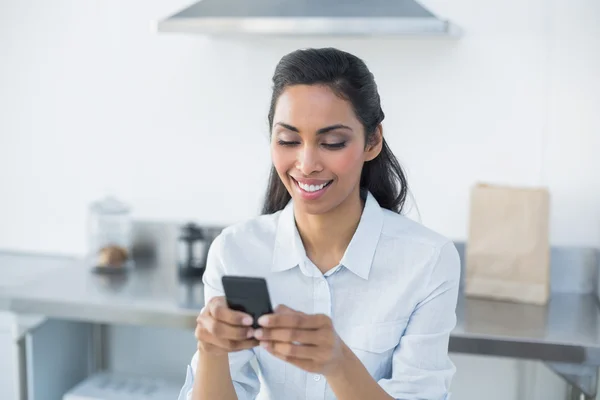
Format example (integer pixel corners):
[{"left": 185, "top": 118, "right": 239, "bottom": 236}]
[{"left": 364, "top": 125, "right": 383, "bottom": 162}]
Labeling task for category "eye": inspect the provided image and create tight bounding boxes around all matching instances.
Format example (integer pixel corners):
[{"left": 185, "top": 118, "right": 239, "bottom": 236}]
[
  {"left": 277, "top": 140, "right": 300, "bottom": 147},
  {"left": 322, "top": 142, "right": 347, "bottom": 150}
]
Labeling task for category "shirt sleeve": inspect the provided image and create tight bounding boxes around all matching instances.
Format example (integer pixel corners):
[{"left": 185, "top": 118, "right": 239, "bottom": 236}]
[
  {"left": 178, "top": 232, "right": 261, "bottom": 400},
  {"left": 378, "top": 241, "right": 461, "bottom": 400}
]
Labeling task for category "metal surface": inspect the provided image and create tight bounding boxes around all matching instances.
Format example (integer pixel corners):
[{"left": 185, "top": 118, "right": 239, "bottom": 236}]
[
  {"left": 90, "top": 324, "right": 107, "bottom": 372},
  {"left": 2, "top": 245, "right": 600, "bottom": 397},
  {"left": 454, "top": 243, "right": 599, "bottom": 295},
  {"left": 450, "top": 294, "right": 600, "bottom": 364},
  {"left": 17, "top": 337, "right": 27, "bottom": 400},
  {"left": 568, "top": 386, "right": 593, "bottom": 400},
  {"left": 6, "top": 261, "right": 204, "bottom": 330},
  {"left": 25, "top": 320, "right": 92, "bottom": 400},
  {"left": 0, "top": 223, "right": 210, "bottom": 330},
  {"left": 0, "top": 252, "right": 76, "bottom": 309},
  {"left": 3, "top": 251, "right": 600, "bottom": 362},
  {"left": 549, "top": 247, "right": 598, "bottom": 294},
  {"left": 547, "top": 362, "right": 598, "bottom": 398},
  {"left": 156, "top": 0, "right": 461, "bottom": 37},
  {"left": 450, "top": 293, "right": 600, "bottom": 398}
]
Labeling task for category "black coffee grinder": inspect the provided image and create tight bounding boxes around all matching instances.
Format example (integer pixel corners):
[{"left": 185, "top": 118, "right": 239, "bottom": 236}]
[{"left": 178, "top": 222, "right": 209, "bottom": 280}]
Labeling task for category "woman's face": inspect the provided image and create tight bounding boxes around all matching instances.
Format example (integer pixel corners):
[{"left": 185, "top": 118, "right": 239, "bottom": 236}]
[{"left": 271, "top": 84, "right": 381, "bottom": 215}]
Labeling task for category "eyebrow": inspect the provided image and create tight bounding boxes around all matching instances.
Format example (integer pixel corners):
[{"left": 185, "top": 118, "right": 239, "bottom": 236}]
[{"left": 275, "top": 122, "right": 353, "bottom": 135}]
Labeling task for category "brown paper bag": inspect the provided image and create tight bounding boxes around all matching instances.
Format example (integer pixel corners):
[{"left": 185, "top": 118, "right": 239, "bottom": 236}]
[{"left": 465, "top": 183, "right": 551, "bottom": 305}]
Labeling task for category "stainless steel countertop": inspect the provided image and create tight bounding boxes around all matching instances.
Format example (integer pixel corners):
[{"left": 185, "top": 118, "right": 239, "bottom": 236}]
[
  {"left": 451, "top": 294, "right": 600, "bottom": 364},
  {"left": 2, "top": 252, "right": 600, "bottom": 366},
  {"left": 0, "top": 252, "right": 203, "bottom": 329},
  {"left": 0, "top": 252, "right": 78, "bottom": 310}
]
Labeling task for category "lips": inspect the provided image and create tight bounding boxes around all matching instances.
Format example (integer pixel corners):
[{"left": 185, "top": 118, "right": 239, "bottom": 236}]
[
  {"left": 291, "top": 177, "right": 332, "bottom": 185},
  {"left": 291, "top": 177, "right": 332, "bottom": 190},
  {"left": 290, "top": 176, "right": 333, "bottom": 200},
  {"left": 298, "top": 180, "right": 332, "bottom": 192}
]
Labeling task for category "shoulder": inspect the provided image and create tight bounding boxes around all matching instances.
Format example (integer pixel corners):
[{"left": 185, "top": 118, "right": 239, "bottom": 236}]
[
  {"left": 380, "top": 209, "right": 451, "bottom": 248},
  {"left": 212, "top": 211, "right": 283, "bottom": 251},
  {"left": 379, "top": 209, "right": 460, "bottom": 280}
]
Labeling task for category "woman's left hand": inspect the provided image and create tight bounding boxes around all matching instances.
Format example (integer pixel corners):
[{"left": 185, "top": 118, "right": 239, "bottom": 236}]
[{"left": 254, "top": 305, "right": 346, "bottom": 376}]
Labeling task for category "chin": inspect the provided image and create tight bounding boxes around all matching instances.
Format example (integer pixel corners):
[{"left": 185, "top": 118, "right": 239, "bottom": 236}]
[
  {"left": 295, "top": 204, "right": 336, "bottom": 217},
  {"left": 290, "top": 189, "right": 342, "bottom": 216},
  {"left": 293, "top": 200, "right": 335, "bottom": 216}
]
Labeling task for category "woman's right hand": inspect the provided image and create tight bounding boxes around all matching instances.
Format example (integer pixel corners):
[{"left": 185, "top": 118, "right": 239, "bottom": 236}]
[{"left": 195, "top": 296, "right": 259, "bottom": 355}]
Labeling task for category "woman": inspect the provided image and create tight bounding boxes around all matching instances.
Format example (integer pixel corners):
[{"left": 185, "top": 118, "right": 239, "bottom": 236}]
[{"left": 179, "top": 47, "right": 460, "bottom": 400}]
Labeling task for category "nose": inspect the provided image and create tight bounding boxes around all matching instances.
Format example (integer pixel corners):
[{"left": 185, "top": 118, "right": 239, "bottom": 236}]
[{"left": 296, "top": 145, "right": 322, "bottom": 176}]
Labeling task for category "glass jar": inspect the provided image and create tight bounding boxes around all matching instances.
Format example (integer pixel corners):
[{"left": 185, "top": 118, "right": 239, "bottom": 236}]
[{"left": 86, "top": 196, "right": 134, "bottom": 272}]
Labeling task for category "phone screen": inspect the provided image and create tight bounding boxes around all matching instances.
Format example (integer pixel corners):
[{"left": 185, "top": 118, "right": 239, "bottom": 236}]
[{"left": 222, "top": 276, "right": 274, "bottom": 329}]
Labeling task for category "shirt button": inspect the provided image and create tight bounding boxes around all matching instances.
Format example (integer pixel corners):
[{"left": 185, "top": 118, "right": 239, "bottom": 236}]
[
  {"left": 319, "top": 280, "right": 327, "bottom": 286},
  {"left": 313, "top": 374, "right": 322, "bottom": 381}
]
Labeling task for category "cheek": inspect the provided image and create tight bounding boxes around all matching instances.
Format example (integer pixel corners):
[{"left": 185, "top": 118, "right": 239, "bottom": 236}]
[
  {"left": 271, "top": 146, "right": 292, "bottom": 176},
  {"left": 328, "top": 147, "right": 364, "bottom": 178}
]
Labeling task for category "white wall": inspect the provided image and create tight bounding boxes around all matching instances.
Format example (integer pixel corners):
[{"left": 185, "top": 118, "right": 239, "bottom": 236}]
[
  {"left": 1, "top": 0, "right": 599, "bottom": 399},
  {"left": 1, "top": 0, "right": 599, "bottom": 256}
]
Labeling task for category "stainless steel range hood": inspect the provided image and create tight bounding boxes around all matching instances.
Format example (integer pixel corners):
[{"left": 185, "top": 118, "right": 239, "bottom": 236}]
[{"left": 156, "top": 0, "right": 462, "bottom": 37}]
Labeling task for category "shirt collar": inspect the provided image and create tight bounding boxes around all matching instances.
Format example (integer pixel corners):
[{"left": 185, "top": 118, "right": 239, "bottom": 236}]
[
  {"left": 272, "top": 200, "right": 304, "bottom": 273},
  {"left": 339, "top": 192, "right": 384, "bottom": 280},
  {"left": 271, "top": 192, "right": 384, "bottom": 280}
]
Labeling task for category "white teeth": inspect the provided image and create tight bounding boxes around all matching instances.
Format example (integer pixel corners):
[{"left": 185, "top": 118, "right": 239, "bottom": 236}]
[{"left": 298, "top": 181, "right": 328, "bottom": 192}]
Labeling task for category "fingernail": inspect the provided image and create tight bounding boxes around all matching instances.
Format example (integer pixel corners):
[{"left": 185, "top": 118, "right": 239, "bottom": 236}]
[
  {"left": 242, "top": 316, "right": 253, "bottom": 326},
  {"left": 258, "top": 316, "right": 269, "bottom": 326},
  {"left": 246, "top": 329, "right": 254, "bottom": 338},
  {"left": 254, "top": 329, "right": 263, "bottom": 339}
]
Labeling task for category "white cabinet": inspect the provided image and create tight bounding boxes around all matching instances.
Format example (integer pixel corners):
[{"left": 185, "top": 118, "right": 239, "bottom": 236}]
[
  {"left": 25, "top": 319, "right": 93, "bottom": 400},
  {"left": 0, "top": 313, "right": 20, "bottom": 400},
  {"left": 0, "top": 312, "right": 45, "bottom": 400},
  {"left": 0, "top": 311, "right": 73, "bottom": 400}
]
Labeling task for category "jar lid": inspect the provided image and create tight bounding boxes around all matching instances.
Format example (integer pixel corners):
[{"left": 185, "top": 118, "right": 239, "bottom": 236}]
[
  {"left": 180, "top": 223, "right": 204, "bottom": 240},
  {"left": 90, "top": 196, "right": 131, "bottom": 215}
]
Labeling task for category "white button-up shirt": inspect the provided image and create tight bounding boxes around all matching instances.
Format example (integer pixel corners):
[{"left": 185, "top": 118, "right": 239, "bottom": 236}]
[{"left": 179, "top": 192, "right": 460, "bottom": 400}]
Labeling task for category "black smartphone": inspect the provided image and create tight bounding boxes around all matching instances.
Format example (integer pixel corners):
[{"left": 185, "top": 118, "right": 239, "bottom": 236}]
[{"left": 222, "top": 276, "right": 274, "bottom": 329}]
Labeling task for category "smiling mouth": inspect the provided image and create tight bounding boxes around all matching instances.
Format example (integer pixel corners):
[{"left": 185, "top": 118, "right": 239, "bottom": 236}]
[{"left": 291, "top": 178, "right": 333, "bottom": 193}]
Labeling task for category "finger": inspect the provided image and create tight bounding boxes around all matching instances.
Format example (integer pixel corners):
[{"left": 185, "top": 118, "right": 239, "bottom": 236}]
[
  {"left": 208, "top": 335, "right": 260, "bottom": 352},
  {"left": 274, "top": 304, "right": 297, "bottom": 314},
  {"left": 254, "top": 328, "right": 324, "bottom": 345},
  {"left": 198, "top": 314, "right": 254, "bottom": 340},
  {"left": 197, "top": 326, "right": 259, "bottom": 351},
  {"left": 208, "top": 298, "right": 253, "bottom": 326},
  {"left": 263, "top": 349, "right": 317, "bottom": 373},
  {"left": 258, "top": 313, "right": 331, "bottom": 329},
  {"left": 261, "top": 341, "right": 320, "bottom": 360},
  {"left": 229, "top": 338, "right": 260, "bottom": 351}
]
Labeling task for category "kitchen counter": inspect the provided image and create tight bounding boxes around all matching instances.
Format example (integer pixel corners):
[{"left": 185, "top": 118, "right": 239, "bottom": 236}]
[
  {"left": 451, "top": 293, "right": 600, "bottom": 364},
  {"left": 0, "top": 253, "right": 202, "bottom": 330},
  {"left": 0, "top": 252, "right": 78, "bottom": 310},
  {"left": 2, "top": 251, "right": 600, "bottom": 397},
  {"left": 2, "top": 252, "right": 600, "bottom": 353}
]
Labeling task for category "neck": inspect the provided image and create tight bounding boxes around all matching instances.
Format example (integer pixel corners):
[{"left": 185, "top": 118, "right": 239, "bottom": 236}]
[{"left": 294, "top": 188, "right": 365, "bottom": 273}]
